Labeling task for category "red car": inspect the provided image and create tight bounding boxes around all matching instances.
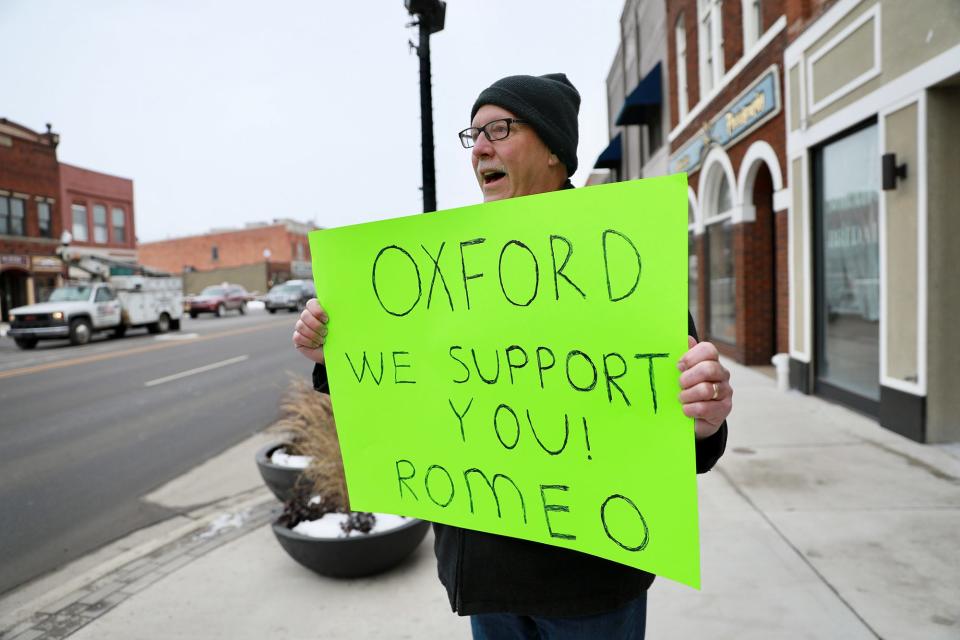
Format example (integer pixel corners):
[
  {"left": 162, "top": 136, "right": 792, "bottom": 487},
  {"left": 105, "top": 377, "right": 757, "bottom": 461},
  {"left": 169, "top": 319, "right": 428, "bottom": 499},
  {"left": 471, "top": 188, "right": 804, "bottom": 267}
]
[{"left": 185, "top": 284, "right": 250, "bottom": 318}]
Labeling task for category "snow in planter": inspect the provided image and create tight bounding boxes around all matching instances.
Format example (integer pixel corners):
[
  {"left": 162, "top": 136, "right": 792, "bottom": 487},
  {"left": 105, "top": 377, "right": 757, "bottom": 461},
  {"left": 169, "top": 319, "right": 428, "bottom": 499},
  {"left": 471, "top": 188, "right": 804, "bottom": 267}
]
[
  {"left": 270, "top": 447, "right": 311, "bottom": 469},
  {"left": 292, "top": 513, "right": 410, "bottom": 539}
]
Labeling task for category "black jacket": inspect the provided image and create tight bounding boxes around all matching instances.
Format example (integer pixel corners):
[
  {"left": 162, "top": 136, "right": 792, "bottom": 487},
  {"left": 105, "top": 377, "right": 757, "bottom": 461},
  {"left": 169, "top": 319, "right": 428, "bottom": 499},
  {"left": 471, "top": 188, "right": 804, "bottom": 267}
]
[{"left": 312, "top": 313, "right": 727, "bottom": 618}]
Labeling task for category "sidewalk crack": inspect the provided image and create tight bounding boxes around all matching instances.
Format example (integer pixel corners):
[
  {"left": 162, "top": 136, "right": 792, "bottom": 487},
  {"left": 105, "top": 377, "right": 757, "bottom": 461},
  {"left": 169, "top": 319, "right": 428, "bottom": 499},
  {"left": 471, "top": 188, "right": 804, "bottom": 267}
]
[{"left": 716, "top": 466, "right": 883, "bottom": 639}]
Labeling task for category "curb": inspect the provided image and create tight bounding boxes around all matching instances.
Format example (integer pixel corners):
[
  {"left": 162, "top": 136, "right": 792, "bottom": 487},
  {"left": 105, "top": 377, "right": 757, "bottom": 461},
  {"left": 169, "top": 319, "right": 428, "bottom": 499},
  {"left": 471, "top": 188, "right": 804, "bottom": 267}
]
[{"left": 0, "top": 490, "right": 280, "bottom": 640}]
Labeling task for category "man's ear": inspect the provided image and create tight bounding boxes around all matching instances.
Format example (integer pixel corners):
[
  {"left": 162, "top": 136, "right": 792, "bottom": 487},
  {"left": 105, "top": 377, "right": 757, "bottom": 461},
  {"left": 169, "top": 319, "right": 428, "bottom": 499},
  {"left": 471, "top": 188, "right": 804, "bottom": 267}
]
[{"left": 547, "top": 153, "right": 560, "bottom": 167}]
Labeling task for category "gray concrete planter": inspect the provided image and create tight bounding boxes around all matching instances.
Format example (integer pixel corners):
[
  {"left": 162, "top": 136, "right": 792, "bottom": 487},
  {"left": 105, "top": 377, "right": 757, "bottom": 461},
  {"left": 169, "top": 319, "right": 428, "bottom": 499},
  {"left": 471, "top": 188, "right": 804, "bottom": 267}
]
[
  {"left": 255, "top": 442, "right": 306, "bottom": 503},
  {"left": 272, "top": 518, "right": 430, "bottom": 578}
]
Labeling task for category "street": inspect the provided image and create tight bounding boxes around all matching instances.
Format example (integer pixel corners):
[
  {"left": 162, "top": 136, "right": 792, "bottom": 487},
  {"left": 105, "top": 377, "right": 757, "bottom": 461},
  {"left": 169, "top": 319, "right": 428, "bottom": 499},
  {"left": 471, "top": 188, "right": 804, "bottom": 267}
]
[{"left": 0, "top": 306, "right": 307, "bottom": 596}]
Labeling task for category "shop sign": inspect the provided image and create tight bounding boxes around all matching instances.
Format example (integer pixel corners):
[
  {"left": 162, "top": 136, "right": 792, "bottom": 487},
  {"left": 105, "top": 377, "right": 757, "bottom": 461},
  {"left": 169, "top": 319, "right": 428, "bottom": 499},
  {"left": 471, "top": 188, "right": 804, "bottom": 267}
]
[
  {"left": 1, "top": 254, "right": 29, "bottom": 269},
  {"left": 31, "top": 256, "right": 64, "bottom": 273},
  {"left": 670, "top": 65, "right": 781, "bottom": 175}
]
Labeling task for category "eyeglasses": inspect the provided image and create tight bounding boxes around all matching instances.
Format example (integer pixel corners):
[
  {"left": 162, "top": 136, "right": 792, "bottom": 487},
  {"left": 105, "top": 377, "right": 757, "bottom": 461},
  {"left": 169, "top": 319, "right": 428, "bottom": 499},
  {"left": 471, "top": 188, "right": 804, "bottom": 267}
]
[{"left": 458, "top": 118, "right": 527, "bottom": 148}]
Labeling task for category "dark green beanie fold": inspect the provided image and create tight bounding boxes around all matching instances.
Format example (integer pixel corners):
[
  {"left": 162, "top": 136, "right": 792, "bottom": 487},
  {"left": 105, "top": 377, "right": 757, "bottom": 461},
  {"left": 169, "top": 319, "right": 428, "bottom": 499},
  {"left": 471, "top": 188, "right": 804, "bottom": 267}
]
[{"left": 471, "top": 73, "right": 581, "bottom": 177}]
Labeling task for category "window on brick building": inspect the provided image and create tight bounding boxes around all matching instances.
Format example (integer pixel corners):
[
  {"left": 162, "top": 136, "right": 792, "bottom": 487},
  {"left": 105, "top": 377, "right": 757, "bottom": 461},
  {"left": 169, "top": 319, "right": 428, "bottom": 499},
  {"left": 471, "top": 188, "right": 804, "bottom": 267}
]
[
  {"left": 38, "top": 202, "right": 52, "bottom": 238},
  {"left": 704, "top": 170, "right": 736, "bottom": 345},
  {"left": 742, "top": 0, "right": 762, "bottom": 51},
  {"left": 697, "top": 0, "right": 724, "bottom": 97},
  {"left": 72, "top": 203, "right": 89, "bottom": 242},
  {"left": 111, "top": 207, "right": 126, "bottom": 243},
  {"left": 675, "top": 13, "right": 689, "bottom": 119},
  {"left": 0, "top": 196, "right": 26, "bottom": 236},
  {"left": 93, "top": 204, "right": 108, "bottom": 243},
  {"left": 688, "top": 201, "right": 699, "bottom": 326},
  {"left": 211, "top": 246, "right": 219, "bottom": 261}
]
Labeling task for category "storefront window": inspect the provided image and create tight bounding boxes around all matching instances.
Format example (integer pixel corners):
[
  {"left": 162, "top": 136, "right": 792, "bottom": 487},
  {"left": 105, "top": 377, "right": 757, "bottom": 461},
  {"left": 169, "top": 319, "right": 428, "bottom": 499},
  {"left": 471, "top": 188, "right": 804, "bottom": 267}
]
[
  {"left": 704, "top": 170, "right": 736, "bottom": 344},
  {"left": 688, "top": 202, "right": 698, "bottom": 324},
  {"left": 689, "top": 233, "right": 699, "bottom": 324},
  {"left": 815, "top": 123, "right": 880, "bottom": 401},
  {"left": 707, "top": 218, "right": 735, "bottom": 343}
]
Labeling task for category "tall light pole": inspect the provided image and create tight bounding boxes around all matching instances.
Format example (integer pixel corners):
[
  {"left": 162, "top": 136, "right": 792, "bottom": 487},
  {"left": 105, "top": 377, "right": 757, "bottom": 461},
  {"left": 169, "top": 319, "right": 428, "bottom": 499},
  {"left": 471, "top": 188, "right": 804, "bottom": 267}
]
[{"left": 405, "top": 0, "right": 446, "bottom": 213}]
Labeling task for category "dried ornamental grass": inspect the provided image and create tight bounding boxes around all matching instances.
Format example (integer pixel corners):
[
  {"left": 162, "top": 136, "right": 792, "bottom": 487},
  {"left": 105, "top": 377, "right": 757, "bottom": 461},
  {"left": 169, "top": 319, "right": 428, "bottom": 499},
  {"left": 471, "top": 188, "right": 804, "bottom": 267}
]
[{"left": 270, "top": 378, "right": 350, "bottom": 512}]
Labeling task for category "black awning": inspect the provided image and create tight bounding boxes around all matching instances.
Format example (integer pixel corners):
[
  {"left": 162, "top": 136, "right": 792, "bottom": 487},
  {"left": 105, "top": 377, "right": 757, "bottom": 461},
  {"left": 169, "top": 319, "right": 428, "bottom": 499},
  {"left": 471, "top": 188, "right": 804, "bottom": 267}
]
[
  {"left": 593, "top": 133, "right": 622, "bottom": 170},
  {"left": 615, "top": 62, "right": 662, "bottom": 126}
]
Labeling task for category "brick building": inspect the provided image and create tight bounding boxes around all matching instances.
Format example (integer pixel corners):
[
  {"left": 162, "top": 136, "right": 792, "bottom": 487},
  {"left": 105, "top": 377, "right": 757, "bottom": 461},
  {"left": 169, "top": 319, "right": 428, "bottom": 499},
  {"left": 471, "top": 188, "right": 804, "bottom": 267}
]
[
  {"left": 666, "top": 0, "right": 792, "bottom": 365},
  {"left": 59, "top": 163, "right": 137, "bottom": 269},
  {"left": 0, "top": 119, "right": 64, "bottom": 319},
  {"left": 138, "top": 219, "right": 316, "bottom": 294}
]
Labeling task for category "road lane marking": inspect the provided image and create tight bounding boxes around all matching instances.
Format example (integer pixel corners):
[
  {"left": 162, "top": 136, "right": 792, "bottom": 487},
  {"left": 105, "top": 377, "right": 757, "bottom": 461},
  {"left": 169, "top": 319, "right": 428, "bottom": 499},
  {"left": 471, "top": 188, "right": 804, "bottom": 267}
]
[
  {"left": 0, "top": 319, "right": 291, "bottom": 381},
  {"left": 154, "top": 333, "right": 200, "bottom": 341},
  {"left": 145, "top": 355, "right": 249, "bottom": 387}
]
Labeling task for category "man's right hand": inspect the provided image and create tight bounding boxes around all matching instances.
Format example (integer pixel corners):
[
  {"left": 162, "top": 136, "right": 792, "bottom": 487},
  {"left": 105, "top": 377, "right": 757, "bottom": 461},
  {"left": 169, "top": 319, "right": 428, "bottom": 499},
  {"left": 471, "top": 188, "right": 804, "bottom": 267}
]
[{"left": 292, "top": 298, "right": 329, "bottom": 364}]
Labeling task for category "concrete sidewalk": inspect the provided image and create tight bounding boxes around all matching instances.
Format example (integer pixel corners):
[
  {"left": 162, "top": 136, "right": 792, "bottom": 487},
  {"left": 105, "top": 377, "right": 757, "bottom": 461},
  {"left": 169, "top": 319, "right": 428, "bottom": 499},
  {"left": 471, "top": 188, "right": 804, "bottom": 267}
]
[{"left": 2, "top": 361, "right": 958, "bottom": 639}]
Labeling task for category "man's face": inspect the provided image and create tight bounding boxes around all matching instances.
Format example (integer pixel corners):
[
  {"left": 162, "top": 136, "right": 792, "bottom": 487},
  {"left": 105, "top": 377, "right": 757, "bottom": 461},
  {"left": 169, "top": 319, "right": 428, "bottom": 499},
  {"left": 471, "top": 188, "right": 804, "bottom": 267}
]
[{"left": 471, "top": 104, "right": 563, "bottom": 202}]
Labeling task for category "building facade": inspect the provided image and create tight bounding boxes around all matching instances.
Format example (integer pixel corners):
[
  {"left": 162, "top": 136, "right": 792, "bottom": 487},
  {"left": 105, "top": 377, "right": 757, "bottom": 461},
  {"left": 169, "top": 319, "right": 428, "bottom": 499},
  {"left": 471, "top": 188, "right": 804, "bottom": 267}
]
[
  {"left": 137, "top": 219, "right": 316, "bottom": 294},
  {"left": 667, "top": 0, "right": 791, "bottom": 365},
  {"left": 0, "top": 119, "right": 64, "bottom": 319},
  {"left": 59, "top": 163, "right": 137, "bottom": 268},
  {"left": 595, "top": 0, "right": 673, "bottom": 182},
  {"left": 783, "top": 0, "right": 960, "bottom": 442}
]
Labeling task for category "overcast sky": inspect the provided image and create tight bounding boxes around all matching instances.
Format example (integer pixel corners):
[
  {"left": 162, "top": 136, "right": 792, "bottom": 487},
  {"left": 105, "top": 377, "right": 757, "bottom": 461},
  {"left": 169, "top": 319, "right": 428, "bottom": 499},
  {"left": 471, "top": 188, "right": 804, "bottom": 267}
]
[{"left": 1, "top": 1, "right": 622, "bottom": 242}]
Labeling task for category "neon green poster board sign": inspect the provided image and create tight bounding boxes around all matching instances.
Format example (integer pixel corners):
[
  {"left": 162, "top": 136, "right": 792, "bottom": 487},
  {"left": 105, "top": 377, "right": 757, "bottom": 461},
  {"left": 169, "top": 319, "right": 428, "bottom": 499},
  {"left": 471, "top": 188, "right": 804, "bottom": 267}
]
[{"left": 309, "top": 174, "right": 700, "bottom": 588}]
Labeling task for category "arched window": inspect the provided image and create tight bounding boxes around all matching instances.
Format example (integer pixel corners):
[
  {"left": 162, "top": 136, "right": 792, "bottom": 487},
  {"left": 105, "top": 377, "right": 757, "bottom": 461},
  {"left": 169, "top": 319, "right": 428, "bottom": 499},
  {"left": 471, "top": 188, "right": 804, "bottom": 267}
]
[
  {"left": 704, "top": 167, "right": 736, "bottom": 344},
  {"left": 688, "top": 200, "right": 699, "bottom": 325}
]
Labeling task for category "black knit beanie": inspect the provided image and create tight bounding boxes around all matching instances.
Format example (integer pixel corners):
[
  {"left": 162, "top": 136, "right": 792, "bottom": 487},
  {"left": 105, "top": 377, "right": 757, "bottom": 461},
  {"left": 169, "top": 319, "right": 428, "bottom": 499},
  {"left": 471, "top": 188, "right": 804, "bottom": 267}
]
[{"left": 471, "top": 73, "right": 581, "bottom": 177}]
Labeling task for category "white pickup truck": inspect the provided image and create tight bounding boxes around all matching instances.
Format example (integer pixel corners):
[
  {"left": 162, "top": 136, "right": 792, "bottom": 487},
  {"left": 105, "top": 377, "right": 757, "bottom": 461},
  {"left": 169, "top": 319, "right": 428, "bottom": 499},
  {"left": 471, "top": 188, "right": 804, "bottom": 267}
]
[{"left": 7, "top": 276, "right": 183, "bottom": 349}]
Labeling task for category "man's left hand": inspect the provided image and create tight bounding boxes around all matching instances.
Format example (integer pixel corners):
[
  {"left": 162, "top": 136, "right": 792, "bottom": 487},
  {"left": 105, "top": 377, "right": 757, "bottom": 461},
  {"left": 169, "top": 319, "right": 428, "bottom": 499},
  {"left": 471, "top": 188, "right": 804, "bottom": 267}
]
[{"left": 677, "top": 336, "right": 732, "bottom": 439}]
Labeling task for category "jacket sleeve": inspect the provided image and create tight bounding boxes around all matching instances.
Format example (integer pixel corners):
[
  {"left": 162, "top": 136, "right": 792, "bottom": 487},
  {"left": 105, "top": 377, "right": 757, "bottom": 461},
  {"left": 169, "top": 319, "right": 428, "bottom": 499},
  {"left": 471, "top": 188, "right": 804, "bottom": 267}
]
[
  {"left": 312, "top": 362, "right": 329, "bottom": 394},
  {"left": 689, "top": 312, "right": 728, "bottom": 474}
]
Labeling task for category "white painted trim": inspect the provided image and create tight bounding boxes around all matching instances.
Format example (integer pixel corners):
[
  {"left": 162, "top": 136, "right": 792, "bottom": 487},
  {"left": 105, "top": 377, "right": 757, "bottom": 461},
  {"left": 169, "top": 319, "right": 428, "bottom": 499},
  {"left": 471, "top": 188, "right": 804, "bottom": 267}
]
[
  {"left": 703, "top": 211, "right": 734, "bottom": 227},
  {"left": 773, "top": 188, "right": 790, "bottom": 212},
  {"left": 688, "top": 186, "right": 704, "bottom": 235},
  {"left": 736, "top": 139, "right": 785, "bottom": 207},
  {"left": 697, "top": 145, "right": 739, "bottom": 222},
  {"left": 785, "top": 0, "right": 866, "bottom": 66},
  {"left": 798, "top": 52, "right": 808, "bottom": 129},
  {"left": 878, "top": 108, "right": 889, "bottom": 395},
  {"left": 735, "top": 204, "right": 756, "bottom": 224},
  {"left": 789, "top": 150, "right": 813, "bottom": 362},
  {"left": 917, "top": 92, "right": 928, "bottom": 398},
  {"left": 803, "top": 150, "right": 812, "bottom": 364},
  {"left": 788, "top": 150, "right": 798, "bottom": 358},
  {"left": 788, "top": 43, "right": 960, "bottom": 155},
  {"left": 669, "top": 15, "right": 787, "bottom": 143},
  {"left": 877, "top": 93, "right": 927, "bottom": 397},
  {"left": 806, "top": 3, "right": 882, "bottom": 116}
]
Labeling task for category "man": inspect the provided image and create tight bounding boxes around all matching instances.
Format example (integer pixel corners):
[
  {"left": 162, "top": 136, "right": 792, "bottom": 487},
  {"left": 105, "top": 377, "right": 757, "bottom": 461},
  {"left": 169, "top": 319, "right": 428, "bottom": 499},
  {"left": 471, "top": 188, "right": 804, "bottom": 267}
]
[{"left": 293, "top": 73, "right": 731, "bottom": 639}]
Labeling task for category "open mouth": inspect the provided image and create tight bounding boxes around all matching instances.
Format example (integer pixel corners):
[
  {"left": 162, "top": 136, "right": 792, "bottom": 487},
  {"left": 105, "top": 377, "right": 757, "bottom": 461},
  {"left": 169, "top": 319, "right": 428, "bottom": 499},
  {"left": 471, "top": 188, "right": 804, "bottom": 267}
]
[{"left": 481, "top": 170, "right": 507, "bottom": 186}]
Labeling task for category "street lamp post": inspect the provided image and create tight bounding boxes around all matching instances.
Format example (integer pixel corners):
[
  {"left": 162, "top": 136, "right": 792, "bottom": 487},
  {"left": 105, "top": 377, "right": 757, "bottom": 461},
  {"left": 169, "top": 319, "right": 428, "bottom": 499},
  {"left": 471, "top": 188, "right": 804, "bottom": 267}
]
[{"left": 405, "top": 0, "right": 446, "bottom": 213}]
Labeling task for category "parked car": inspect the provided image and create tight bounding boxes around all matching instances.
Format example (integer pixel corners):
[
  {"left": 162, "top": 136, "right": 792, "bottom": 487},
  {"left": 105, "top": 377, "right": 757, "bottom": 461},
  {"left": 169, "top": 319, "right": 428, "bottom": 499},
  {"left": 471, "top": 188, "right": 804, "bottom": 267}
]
[
  {"left": 264, "top": 280, "right": 316, "bottom": 313},
  {"left": 185, "top": 284, "right": 250, "bottom": 318}
]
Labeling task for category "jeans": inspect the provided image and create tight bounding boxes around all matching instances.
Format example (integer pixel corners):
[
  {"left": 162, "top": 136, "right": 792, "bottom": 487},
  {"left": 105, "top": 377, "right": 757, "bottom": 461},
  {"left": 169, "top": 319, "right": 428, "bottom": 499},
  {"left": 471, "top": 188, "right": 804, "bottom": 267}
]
[{"left": 470, "top": 593, "right": 647, "bottom": 640}]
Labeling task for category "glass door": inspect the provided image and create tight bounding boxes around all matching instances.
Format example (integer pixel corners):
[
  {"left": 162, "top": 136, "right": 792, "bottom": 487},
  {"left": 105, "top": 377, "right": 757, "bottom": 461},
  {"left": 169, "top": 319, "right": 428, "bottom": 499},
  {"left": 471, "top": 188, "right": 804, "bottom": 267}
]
[{"left": 813, "top": 122, "right": 881, "bottom": 409}]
